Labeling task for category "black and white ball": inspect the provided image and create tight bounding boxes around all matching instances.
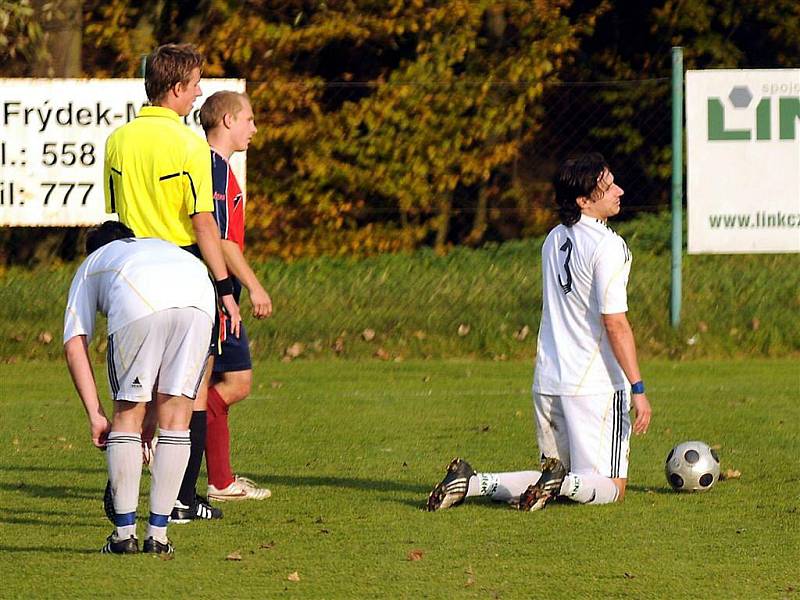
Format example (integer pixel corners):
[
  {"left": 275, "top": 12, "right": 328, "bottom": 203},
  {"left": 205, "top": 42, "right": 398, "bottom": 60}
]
[{"left": 665, "top": 441, "right": 720, "bottom": 492}]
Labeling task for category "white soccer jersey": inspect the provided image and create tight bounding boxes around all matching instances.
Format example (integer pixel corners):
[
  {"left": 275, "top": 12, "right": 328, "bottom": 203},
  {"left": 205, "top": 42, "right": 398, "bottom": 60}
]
[
  {"left": 63, "top": 237, "right": 216, "bottom": 343},
  {"left": 533, "top": 214, "right": 632, "bottom": 395}
]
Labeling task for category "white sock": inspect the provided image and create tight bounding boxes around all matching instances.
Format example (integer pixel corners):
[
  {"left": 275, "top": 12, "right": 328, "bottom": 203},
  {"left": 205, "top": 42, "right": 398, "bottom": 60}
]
[
  {"left": 147, "top": 429, "right": 190, "bottom": 541},
  {"left": 467, "top": 471, "right": 542, "bottom": 502},
  {"left": 560, "top": 473, "right": 619, "bottom": 504},
  {"left": 107, "top": 431, "right": 143, "bottom": 539}
]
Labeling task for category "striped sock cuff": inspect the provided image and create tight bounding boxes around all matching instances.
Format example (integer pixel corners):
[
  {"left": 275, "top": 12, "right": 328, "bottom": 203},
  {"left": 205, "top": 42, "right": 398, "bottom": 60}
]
[
  {"left": 107, "top": 432, "right": 142, "bottom": 446},
  {"left": 157, "top": 429, "right": 190, "bottom": 447}
]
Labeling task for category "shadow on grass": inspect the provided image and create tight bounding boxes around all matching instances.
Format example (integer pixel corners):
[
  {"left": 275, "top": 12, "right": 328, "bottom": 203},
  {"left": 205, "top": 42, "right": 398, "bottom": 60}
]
[
  {"left": 0, "top": 516, "right": 98, "bottom": 528},
  {"left": 248, "top": 473, "right": 431, "bottom": 495},
  {"left": 0, "top": 545, "right": 98, "bottom": 555},
  {"left": 0, "top": 481, "right": 101, "bottom": 500},
  {"left": 0, "top": 464, "right": 105, "bottom": 474},
  {"left": 626, "top": 484, "right": 677, "bottom": 495}
]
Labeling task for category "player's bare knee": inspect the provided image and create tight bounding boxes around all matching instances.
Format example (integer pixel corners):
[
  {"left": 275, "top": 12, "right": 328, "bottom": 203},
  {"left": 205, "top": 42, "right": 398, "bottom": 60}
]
[
  {"left": 112, "top": 400, "right": 147, "bottom": 432},
  {"left": 220, "top": 371, "right": 252, "bottom": 405}
]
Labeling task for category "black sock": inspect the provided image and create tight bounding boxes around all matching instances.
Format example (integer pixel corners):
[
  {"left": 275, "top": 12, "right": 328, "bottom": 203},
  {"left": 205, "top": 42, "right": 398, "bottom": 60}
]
[{"left": 177, "top": 410, "right": 207, "bottom": 506}]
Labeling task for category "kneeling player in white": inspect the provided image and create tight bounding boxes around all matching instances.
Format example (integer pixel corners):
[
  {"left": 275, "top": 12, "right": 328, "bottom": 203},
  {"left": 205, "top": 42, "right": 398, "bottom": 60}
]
[
  {"left": 428, "top": 153, "right": 651, "bottom": 512},
  {"left": 64, "top": 221, "right": 216, "bottom": 553}
]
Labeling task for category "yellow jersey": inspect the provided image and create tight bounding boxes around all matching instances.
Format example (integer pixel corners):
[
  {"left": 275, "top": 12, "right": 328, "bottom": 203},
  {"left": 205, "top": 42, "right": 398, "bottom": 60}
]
[{"left": 104, "top": 106, "right": 213, "bottom": 246}]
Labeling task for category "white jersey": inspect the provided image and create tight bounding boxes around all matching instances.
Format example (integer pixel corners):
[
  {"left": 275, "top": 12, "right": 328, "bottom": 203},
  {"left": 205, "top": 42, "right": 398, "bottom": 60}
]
[
  {"left": 64, "top": 237, "right": 216, "bottom": 343},
  {"left": 533, "top": 214, "right": 632, "bottom": 395}
]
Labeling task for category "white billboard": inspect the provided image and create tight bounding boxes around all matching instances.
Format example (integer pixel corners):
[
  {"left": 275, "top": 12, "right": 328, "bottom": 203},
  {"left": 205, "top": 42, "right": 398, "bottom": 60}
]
[
  {"left": 0, "top": 78, "right": 246, "bottom": 226},
  {"left": 686, "top": 69, "right": 800, "bottom": 254}
]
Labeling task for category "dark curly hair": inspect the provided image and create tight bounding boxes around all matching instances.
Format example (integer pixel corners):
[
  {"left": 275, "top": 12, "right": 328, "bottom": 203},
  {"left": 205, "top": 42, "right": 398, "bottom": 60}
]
[
  {"left": 86, "top": 221, "right": 135, "bottom": 254},
  {"left": 553, "top": 153, "right": 609, "bottom": 226}
]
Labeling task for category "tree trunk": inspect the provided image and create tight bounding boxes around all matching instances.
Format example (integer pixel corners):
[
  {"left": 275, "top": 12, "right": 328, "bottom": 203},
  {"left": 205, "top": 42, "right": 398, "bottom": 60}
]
[
  {"left": 464, "top": 183, "right": 489, "bottom": 246},
  {"left": 434, "top": 195, "right": 451, "bottom": 255},
  {"left": 31, "top": 0, "right": 82, "bottom": 77}
]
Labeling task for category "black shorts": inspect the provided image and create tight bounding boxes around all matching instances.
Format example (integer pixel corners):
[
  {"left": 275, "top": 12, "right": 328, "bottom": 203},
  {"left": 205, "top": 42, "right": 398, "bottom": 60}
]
[
  {"left": 210, "top": 272, "right": 252, "bottom": 373},
  {"left": 213, "top": 318, "right": 252, "bottom": 373}
]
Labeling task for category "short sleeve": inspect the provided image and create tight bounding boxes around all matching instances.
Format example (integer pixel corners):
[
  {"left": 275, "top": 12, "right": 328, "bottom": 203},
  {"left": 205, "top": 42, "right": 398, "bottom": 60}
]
[
  {"left": 185, "top": 139, "right": 213, "bottom": 216},
  {"left": 594, "top": 234, "right": 631, "bottom": 315},
  {"left": 63, "top": 265, "right": 98, "bottom": 343}
]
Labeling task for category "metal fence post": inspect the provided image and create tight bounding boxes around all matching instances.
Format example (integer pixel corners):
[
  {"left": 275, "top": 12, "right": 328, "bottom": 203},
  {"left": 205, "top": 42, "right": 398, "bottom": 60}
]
[{"left": 671, "top": 47, "right": 684, "bottom": 328}]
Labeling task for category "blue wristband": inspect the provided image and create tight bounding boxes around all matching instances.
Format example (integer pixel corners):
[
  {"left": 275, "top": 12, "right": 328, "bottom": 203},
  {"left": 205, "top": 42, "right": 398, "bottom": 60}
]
[{"left": 631, "top": 380, "right": 645, "bottom": 395}]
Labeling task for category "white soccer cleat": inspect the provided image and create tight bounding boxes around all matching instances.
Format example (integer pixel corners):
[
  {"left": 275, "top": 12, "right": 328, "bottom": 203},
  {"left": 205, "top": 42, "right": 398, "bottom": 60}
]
[{"left": 208, "top": 475, "right": 272, "bottom": 501}]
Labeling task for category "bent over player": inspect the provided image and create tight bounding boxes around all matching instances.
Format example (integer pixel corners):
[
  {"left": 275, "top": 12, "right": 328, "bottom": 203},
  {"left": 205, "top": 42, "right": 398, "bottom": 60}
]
[
  {"left": 198, "top": 90, "right": 272, "bottom": 501},
  {"left": 64, "top": 221, "right": 216, "bottom": 554},
  {"left": 104, "top": 43, "right": 239, "bottom": 522},
  {"left": 427, "top": 153, "right": 651, "bottom": 512}
]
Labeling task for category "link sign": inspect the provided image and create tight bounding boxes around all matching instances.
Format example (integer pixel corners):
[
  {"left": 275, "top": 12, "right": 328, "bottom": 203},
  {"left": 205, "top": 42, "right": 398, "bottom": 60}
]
[
  {"left": 0, "top": 78, "right": 245, "bottom": 226},
  {"left": 686, "top": 69, "right": 800, "bottom": 254}
]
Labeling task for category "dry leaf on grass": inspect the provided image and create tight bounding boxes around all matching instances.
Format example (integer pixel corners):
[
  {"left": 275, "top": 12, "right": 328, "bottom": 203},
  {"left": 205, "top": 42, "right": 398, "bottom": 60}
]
[
  {"left": 361, "top": 328, "right": 376, "bottom": 342},
  {"left": 512, "top": 325, "right": 530, "bottom": 341},
  {"left": 38, "top": 331, "right": 53, "bottom": 344},
  {"left": 284, "top": 342, "right": 304, "bottom": 359},
  {"left": 226, "top": 551, "right": 242, "bottom": 561},
  {"left": 465, "top": 566, "right": 475, "bottom": 587},
  {"left": 287, "top": 571, "right": 300, "bottom": 582},
  {"left": 332, "top": 337, "right": 345, "bottom": 353},
  {"left": 374, "top": 347, "right": 390, "bottom": 360},
  {"left": 407, "top": 549, "right": 424, "bottom": 561},
  {"left": 457, "top": 324, "right": 470, "bottom": 337},
  {"left": 259, "top": 542, "right": 275, "bottom": 550},
  {"left": 720, "top": 469, "right": 741, "bottom": 480}
]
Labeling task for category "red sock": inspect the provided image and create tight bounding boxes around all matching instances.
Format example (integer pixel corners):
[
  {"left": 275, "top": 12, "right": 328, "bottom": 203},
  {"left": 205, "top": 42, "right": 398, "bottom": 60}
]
[{"left": 205, "top": 386, "right": 234, "bottom": 489}]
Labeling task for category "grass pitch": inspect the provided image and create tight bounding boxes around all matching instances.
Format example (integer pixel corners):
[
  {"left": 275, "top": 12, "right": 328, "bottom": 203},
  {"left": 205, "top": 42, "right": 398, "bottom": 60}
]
[{"left": 1, "top": 359, "right": 798, "bottom": 598}]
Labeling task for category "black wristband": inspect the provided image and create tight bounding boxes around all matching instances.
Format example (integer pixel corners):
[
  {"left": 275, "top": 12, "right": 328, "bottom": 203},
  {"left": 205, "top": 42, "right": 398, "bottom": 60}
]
[{"left": 215, "top": 277, "right": 234, "bottom": 296}]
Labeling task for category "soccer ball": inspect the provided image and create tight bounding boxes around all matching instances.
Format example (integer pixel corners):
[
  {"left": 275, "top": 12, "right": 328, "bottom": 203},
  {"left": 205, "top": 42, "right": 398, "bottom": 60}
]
[{"left": 665, "top": 441, "right": 720, "bottom": 492}]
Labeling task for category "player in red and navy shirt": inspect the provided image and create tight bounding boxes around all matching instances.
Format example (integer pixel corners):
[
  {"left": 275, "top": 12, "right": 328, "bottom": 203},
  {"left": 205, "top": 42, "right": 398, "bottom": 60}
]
[{"left": 176, "top": 91, "right": 274, "bottom": 505}]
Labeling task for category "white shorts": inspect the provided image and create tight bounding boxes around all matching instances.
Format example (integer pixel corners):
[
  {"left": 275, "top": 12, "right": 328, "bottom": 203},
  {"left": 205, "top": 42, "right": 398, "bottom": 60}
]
[
  {"left": 106, "top": 308, "right": 212, "bottom": 402},
  {"left": 533, "top": 390, "right": 631, "bottom": 479}
]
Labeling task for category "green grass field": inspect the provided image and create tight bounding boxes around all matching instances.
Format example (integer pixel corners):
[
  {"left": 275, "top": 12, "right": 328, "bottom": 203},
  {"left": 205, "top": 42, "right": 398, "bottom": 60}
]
[{"left": 1, "top": 358, "right": 798, "bottom": 598}]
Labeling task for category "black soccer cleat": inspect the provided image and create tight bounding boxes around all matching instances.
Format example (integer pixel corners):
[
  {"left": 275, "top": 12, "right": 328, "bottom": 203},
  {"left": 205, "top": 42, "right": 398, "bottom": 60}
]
[
  {"left": 518, "top": 457, "right": 566, "bottom": 512},
  {"left": 143, "top": 536, "right": 174, "bottom": 555},
  {"left": 426, "top": 457, "right": 476, "bottom": 512},
  {"left": 170, "top": 494, "right": 223, "bottom": 524},
  {"left": 100, "top": 532, "right": 139, "bottom": 554},
  {"left": 103, "top": 479, "right": 115, "bottom": 524}
]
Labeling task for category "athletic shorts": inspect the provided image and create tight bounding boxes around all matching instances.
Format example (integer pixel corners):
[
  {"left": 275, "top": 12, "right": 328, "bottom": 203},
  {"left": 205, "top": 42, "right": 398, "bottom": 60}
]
[
  {"left": 213, "top": 319, "right": 252, "bottom": 373},
  {"left": 181, "top": 243, "right": 220, "bottom": 353},
  {"left": 533, "top": 390, "right": 631, "bottom": 479},
  {"left": 106, "top": 307, "right": 213, "bottom": 402}
]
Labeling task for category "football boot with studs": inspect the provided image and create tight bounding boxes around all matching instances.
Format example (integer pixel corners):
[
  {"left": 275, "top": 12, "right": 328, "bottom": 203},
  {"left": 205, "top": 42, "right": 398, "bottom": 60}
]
[
  {"left": 426, "top": 457, "right": 476, "bottom": 512},
  {"left": 518, "top": 457, "right": 566, "bottom": 512},
  {"left": 100, "top": 533, "right": 139, "bottom": 555}
]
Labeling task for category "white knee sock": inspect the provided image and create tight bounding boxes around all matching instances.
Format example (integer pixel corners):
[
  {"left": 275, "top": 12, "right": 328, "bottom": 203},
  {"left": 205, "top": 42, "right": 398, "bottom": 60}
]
[
  {"left": 467, "top": 471, "right": 542, "bottom": 502},
  {"left": 107, "top": 431, "right": 143, "bottom": 539},
  {"left": 147, "top": 429, "right": 190, "bottom": 542},
  {"left": 560, "top": 473, "right": 619, "bottom": 504}
]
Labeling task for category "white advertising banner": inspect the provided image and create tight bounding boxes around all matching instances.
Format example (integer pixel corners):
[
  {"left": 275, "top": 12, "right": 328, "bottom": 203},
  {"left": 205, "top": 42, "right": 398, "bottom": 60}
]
[
  {"left": 686, "top": 69, "right": 800, "bottom": 254},
  {"left": 0, "top": 78, "right": 246, "bottom": 226}
]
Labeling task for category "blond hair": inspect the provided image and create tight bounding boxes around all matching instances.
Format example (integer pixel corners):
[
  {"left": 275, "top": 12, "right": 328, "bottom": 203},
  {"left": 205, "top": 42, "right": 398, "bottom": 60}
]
[{"left": 200, "top": 91, "right": 250, "bottom": 133}]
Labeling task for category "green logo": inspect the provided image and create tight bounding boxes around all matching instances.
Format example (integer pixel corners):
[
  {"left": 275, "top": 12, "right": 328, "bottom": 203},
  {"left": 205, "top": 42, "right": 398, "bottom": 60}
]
[{"left": 708, "top": 85, "right": 800, "bottom": 141}]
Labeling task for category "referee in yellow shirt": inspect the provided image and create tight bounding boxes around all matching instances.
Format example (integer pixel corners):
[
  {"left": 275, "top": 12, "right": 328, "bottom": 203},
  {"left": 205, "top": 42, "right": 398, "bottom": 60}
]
[{"left": 104, "top": 43, "right": 239, "bottom": 524}]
